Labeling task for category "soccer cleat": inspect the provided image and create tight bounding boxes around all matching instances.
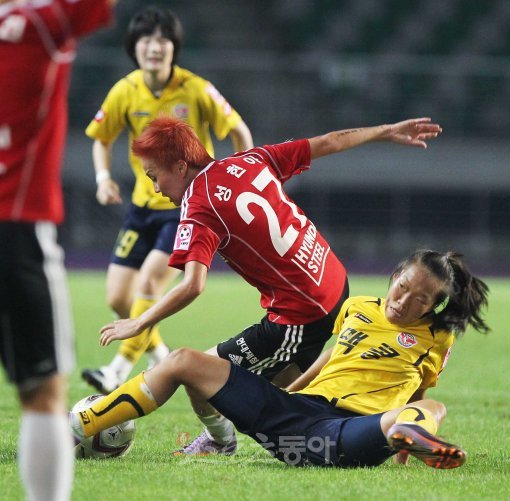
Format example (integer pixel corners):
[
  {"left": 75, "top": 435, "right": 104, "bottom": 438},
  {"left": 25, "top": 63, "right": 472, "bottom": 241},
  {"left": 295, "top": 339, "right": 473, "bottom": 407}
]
[
  {"left": 81, "top": 366, "right": 120, "bottom": 394},
  {"left": 173, "top": 431, "right": 237, "bottom": 456},
  {"left": 387, "top": 423, "right": 466, "bottom": 469}
]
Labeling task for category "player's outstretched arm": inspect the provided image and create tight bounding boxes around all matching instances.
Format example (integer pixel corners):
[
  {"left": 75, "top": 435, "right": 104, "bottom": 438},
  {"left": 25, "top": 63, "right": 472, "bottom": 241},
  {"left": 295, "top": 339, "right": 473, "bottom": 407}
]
[
  {"left": 228, "top": 119, "right": 254, "bottom": 152},
  {"left": 309, "top": 117, "right": 442, "bottom": 160},
  {"left": 99, "top": 261, "right": 208, "bottom": 346}
]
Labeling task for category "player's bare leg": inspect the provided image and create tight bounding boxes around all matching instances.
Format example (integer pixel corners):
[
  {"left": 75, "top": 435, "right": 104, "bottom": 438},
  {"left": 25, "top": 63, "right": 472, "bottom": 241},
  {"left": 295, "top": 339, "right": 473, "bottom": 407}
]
[
  {"left": 146, "top": 349, "right": 230, "bottom": 402},
  {"left": 81, "top": 263, "right": 138, "bottom": 392},
  {"left": 177, "top": 346, "right": 237, "bottom": 455},
  {"left": 106, "top": 263, "right": 138, "bottom": 318},
  {"left": 270, "top": 363, "right": 302, "bottom": 388},
  {"left": 113, "top": 251, "right": 177, "bottom": 374},
  {"left": 72, "top": 349, "right": 232, "bottom": 440},
  {"left": 180, "top": 354, "right": 303, "bottom": 455}
]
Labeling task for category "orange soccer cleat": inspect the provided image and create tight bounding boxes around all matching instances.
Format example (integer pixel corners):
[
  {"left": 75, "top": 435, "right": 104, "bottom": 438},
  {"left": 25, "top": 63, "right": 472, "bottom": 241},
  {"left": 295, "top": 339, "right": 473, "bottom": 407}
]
[{"left": 387, "top": 423, "right": 467, "bottom": 469}]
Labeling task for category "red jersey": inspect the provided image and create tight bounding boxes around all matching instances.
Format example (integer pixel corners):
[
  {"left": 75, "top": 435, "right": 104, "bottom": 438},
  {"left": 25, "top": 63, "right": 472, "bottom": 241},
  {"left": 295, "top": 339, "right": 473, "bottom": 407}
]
[
  {"left": 0, "top": 0, "right": 112, "bottom": 223},
  {"left": 169, "top": 140, "right": 347, "bottom": 324}
]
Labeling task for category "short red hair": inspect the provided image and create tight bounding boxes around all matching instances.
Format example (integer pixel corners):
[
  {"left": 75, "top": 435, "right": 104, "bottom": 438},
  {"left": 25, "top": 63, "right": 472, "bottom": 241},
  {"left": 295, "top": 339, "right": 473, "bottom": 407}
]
[{"left": 132, "top": 116, "right": 213, "bottom": 169}]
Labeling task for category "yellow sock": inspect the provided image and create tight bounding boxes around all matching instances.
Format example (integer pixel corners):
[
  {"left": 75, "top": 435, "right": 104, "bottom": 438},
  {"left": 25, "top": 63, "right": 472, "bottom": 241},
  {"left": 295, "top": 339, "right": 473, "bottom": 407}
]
[
  {"left": 395, "top": 406, "right": 438, "bottom": 435},
  {"left": 146, "top": 329, "right": 165, "bottom": 352},
  {"left": 118, "top": 297, "right": 161, "bottom": 363},
  {"left": 77, "top": 373, "right": 158, "bottom": 437}
]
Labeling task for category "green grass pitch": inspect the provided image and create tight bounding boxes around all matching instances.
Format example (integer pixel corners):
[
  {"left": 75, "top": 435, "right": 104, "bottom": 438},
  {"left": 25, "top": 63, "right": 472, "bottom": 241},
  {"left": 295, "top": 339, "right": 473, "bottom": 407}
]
[{"left": 0, "top": 271, "right": 509, "bottom": 500}]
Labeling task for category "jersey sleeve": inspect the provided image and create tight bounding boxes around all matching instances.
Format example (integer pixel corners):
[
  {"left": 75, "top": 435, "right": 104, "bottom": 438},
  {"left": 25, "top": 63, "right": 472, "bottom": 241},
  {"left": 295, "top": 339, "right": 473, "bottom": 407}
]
[
  {"left": 196, "top": 80, "right": 241, "bottom": 141},
  {"left": 254, "top": 139, "right": 311, "bottom": 183},
  {"left": 419, "top": 332, "right": 455, "bottom": 389},
  {"left": 85, "top": 79, "right": 128, "bottom": 143},
  {"left": 168, "top": 221, "right": 221, "bottom": 271},
  {"left": 332, "top": 297, "right": 357, "bottom": 335},
  {"left": 59, "top": 0, "right": 112, "bottom": 38}
]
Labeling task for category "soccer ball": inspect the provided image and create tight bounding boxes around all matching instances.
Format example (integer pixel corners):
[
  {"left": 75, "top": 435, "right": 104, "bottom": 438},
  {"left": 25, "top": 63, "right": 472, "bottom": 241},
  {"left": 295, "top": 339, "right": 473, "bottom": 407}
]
[{"left": 72, "top": 394, "right": 136, "bottom": 459}]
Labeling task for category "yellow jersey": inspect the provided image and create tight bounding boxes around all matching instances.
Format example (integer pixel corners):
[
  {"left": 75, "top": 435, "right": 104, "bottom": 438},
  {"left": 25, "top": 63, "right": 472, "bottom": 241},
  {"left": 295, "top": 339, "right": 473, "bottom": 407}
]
[
  {"left": 85, "top": 66, "right": 242, "bottom": 210},
  {"left": 298, "top": 296, "right": 454, "bottom": 415}
]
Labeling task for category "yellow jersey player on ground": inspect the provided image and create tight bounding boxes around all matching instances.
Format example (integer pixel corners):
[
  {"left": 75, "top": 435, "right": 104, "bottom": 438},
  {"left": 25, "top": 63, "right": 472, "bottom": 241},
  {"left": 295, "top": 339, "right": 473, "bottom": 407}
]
[
  {"left": 72, "top": 249, "right": 489, "bottom": 469},
  {"left": 81, "top": 6, "right": 253, "bottom": 394},
  {"left": 297, "top": 295, "right": 454, "bottom": 416}
]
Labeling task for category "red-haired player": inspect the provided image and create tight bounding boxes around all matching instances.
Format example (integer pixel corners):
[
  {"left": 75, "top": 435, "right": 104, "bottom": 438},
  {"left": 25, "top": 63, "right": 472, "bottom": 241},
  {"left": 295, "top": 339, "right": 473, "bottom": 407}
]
[{"left": 98, "top": 115, "right": 442, "bottom": 455}]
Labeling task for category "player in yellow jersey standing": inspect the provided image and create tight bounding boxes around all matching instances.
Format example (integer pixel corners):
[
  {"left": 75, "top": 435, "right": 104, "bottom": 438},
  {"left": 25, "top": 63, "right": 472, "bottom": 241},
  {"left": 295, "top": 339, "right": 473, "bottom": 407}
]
[
  {"left": 72, "top": 249, "right": 489, "bottom": 468},
  {"left": 82, "top": 6, "right": 253, "bottom": 394}
]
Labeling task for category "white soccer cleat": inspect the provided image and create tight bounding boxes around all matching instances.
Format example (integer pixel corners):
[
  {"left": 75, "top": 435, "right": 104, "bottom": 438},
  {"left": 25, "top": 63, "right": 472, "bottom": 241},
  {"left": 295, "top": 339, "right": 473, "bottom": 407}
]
[
  {"left": 173, "top": 430, "right": 237, "bottom": 456},
  {"left": 146, "top": 344, "right": 171, "bottom": 370},
  {"left": 81, "top": 366, "right": 121, "bottom": 394}
]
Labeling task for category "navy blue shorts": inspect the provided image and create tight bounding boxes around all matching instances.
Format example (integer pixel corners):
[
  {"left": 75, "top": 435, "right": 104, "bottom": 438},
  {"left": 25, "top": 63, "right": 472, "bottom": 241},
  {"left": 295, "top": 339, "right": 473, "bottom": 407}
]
[
  {"left": 111, "top": 203, "right": 180, "bottom": 268},
  {"left": 209, "top": 364, "right": 393, "bottom": 468}
]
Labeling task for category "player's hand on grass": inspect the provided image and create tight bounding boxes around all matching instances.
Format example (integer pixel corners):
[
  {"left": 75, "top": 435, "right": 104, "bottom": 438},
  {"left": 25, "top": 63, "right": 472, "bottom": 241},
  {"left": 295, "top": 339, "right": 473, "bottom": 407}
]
[
  {"left": 96, "top": 178, "right": 122, "bottom": 205},
  {"left": 99, "top": 318, "right": 141, "bottom": 346},
  {"left": 383, "top": 117, "right": 442, "bottom": 148}
]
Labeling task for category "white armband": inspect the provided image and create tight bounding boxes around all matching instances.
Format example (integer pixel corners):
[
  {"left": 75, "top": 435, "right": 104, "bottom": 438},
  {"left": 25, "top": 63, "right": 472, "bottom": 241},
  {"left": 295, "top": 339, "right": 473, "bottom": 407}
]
[{"left": 95, "top": 170, "right": 111, "bottom": 184}]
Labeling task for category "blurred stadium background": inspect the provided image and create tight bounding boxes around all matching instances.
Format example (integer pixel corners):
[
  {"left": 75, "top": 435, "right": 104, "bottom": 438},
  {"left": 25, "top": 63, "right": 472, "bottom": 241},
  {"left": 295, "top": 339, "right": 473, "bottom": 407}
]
[{"left": 62, "top": 0, "right": 510, "bottom": 275}]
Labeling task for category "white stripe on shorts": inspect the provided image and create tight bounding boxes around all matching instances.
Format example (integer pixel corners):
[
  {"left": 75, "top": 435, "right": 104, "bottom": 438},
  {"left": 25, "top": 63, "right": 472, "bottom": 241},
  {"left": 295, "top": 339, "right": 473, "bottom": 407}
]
[
  {"left": 35, "top": 222, "right": 75, "bottom": 375},
  {"left": 250, "top": 324, "right": 304, "bottom": 375}
]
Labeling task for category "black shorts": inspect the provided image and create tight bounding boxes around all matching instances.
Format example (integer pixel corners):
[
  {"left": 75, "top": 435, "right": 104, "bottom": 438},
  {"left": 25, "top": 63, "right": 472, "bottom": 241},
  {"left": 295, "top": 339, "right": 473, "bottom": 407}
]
[
  {"left": 111, "top": 203, "right": 180, "bottom": 268},
  {"left": 0, "top": 222, "right": 75, "bottom": 390},
  {"left": 216, "top": 278, "right": 349, "bottom": 380},
  {"left": 209, "top": 363, "right": 392, "bottom": 467}
]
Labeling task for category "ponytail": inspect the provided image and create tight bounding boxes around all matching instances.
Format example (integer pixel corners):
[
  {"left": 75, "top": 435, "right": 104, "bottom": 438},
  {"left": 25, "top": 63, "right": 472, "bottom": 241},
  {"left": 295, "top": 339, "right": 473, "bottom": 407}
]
[{"left": 438, "top": 251, "right": 490, "bottom": 335}]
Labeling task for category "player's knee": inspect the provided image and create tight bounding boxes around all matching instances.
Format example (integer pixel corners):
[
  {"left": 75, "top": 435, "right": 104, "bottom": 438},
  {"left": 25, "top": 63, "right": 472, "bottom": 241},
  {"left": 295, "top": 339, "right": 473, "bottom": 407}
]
[
  {"left": 162, "top": 347, "right": 199, "bottom": 380},
  {"left": 18, "top": 374, "right": 66, "bottom": 412},
  {"left": 106, "top": 291, "right": 131, "bottom": 318},
  {"left": 136, "top": 273, "right": 158, "bottom": 297}
]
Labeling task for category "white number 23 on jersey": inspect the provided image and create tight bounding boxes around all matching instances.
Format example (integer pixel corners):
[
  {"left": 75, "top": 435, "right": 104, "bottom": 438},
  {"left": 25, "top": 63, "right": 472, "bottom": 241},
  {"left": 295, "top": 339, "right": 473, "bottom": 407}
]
[{"left": 236, "top": 167, "right": 307, "bottom": 257}]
